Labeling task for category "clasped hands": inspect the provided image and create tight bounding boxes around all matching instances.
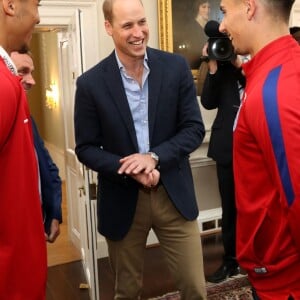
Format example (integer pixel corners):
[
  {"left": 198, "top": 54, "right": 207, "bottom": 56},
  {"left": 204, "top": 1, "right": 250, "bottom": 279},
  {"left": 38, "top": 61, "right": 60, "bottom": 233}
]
[{"left": 118, "top": 153, "right": 160, "bottom": 189}]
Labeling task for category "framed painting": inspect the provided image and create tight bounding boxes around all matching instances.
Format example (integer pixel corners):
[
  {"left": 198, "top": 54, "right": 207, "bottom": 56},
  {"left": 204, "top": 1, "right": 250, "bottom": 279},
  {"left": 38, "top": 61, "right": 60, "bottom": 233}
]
[{"left": 158, "top": 0, "right": 222, "bottom": 78}]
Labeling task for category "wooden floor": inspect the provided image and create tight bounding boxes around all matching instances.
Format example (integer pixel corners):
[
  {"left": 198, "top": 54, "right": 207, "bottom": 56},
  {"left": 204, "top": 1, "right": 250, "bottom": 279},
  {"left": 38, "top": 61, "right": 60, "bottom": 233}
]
[{"left": 47, "top": 233, "right": 224, "bottom": 300}]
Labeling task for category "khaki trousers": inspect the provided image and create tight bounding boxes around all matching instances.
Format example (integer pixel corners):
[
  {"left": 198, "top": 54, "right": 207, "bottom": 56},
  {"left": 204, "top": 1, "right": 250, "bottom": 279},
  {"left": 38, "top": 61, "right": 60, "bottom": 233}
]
[{"left": 106, "top": 185, "right": 207, "bottom": 300}]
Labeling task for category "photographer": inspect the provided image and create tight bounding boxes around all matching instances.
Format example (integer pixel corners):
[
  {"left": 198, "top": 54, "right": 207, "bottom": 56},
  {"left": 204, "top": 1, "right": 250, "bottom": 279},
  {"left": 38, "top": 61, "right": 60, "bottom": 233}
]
[{"left": 200, "top": 42, "right": 246, "bottom": 283}]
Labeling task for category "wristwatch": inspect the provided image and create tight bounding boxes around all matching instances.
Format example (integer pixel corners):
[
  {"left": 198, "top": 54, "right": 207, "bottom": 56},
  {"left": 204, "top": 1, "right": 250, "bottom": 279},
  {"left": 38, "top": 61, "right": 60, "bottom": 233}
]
[{"left": 148, "top": 152, "right": 159, "bottom": 166}]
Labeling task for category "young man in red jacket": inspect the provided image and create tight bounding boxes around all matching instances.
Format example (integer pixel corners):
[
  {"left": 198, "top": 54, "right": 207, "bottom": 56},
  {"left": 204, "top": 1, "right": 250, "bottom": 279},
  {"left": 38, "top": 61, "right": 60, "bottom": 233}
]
[
  {"left": 219, "top": 0, "right": 300, "bottom": 299},
  {"left": 0, "top": 0, "right": 47, "bottom": 299}
]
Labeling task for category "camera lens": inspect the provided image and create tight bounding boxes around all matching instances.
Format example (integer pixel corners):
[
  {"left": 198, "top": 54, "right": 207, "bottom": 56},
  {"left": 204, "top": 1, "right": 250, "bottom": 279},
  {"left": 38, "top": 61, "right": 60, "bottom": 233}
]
[{"left": 209, "top": 38, "right": 234, "bottom": 61}]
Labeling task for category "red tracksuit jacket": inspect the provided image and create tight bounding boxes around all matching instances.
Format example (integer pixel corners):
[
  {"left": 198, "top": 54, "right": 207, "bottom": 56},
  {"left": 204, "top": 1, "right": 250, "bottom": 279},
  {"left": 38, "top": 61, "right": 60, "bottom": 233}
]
[
  {"left": 0, "top": 57, "right": 47, "bottom": 299},
  {"left": 234, "top": 36, "right": 300, "bottom": 298}
]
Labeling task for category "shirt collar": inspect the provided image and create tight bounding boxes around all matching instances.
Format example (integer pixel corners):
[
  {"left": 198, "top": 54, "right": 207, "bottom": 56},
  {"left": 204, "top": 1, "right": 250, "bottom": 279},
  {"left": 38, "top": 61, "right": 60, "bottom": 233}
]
[
  {"left": 0, "top": 46, "right": 18, "bottom": 75},
  {"left": 115, "top": 50, "right": 149, "bottom": 72}
]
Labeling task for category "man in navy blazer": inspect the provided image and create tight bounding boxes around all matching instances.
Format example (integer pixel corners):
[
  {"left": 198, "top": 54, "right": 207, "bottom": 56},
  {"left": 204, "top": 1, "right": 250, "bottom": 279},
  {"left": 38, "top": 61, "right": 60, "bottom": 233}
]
[
  {"left": 11, "top": 51, "right": 62, "bottom": 243},
  {"left": 74, "top": 0, "right": 206, "bottom": 299}
]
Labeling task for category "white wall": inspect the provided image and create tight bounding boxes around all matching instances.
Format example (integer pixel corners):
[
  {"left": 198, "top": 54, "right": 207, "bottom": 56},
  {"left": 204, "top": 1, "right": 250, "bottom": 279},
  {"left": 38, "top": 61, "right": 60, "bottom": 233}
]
[{"left": 290, "top": 0, "right": 300, "bottom": 26}]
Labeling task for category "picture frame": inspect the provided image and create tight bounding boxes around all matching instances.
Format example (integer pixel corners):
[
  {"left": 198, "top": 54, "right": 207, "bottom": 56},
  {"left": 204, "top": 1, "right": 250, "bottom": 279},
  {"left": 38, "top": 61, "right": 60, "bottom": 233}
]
[{"left": 157, "top": 0, "right": 222, "bottom": 79}]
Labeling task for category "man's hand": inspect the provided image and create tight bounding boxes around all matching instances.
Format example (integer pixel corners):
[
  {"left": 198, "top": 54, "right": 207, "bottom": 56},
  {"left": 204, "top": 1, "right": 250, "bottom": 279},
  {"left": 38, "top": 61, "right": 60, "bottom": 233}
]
[
  {"left": 132, "top": 169, "right": 160, "bottom": 188},
  {"left": 202, "top": 42, "right": 217, "bottom": 74},
  {"left": 118, "top": 153, "right": 157, "bottom": 175},
  {"left": 45, "top": 219, "right": 60, "bottom": 243}
]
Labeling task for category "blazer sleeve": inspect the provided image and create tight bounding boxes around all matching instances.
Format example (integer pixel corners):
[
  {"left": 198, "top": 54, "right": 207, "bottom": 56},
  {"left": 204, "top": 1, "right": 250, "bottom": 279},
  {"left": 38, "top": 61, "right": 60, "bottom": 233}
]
[
  {"left": 31, "top": 117, "right": 62, "bottom": 232},
  {"left": 147, "top": 51, "right": 205, "bottom": 170}
]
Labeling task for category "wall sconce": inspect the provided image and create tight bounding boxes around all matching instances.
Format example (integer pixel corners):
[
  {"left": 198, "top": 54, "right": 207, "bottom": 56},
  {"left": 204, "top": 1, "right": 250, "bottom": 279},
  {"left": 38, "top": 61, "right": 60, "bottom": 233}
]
[{"left": 46, "top": 83, "right": 59, "bottom": 109}]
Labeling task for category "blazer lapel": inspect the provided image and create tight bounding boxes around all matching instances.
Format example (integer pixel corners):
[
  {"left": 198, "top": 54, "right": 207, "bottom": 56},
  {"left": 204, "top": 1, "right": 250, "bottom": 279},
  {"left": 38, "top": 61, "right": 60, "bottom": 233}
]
[
  {"left": 103, "top": 52, "right": 139, "bottom": 151},
  {"left": 147, "top": 49, "right": 163, "bottom": 144}
]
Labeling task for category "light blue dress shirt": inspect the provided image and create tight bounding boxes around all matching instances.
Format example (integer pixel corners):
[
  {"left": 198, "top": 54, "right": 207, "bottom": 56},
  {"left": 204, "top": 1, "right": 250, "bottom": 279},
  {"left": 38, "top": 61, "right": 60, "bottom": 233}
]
[{"left": 115, "top": 52, "right": 150, "bottom": 153}]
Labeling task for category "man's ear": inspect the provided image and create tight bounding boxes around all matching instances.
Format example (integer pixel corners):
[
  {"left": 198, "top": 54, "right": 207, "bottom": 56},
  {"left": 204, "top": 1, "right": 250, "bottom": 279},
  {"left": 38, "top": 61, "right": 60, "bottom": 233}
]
[
  {"left": 3, "top": 0, "right": 16, "bottom": 16},
  {"left": 245, "top": 0, "right": 256, "bottom": 20},
  {"left": 104, "top": 20, "right": 113, "bottom": 36}
]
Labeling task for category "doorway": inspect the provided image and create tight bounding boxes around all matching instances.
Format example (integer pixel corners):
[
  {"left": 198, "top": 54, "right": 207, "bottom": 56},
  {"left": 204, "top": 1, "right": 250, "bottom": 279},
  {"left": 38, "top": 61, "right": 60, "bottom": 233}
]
[{"left": 27, "top": 29, "right": 81, "bottom": 266}]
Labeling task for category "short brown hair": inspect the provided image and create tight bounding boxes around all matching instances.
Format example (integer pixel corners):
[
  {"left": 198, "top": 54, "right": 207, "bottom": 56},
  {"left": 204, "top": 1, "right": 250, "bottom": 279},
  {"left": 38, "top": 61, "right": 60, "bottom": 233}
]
[
  {"left": 262, "top": 0, "right": 295, "bottom": 23},
  {"left": 102, "top": 0, "right": 114, "bottom": 24},
  {"left": 102, "top": 0, "right": 143, "bottom": 24}
]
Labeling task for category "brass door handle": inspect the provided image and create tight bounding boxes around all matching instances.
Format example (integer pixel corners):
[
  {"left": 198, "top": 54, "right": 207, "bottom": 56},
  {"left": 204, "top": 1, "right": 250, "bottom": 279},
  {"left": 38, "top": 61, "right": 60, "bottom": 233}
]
[{"left": 78, "top": 186, "right": 86, "bottom": 197}]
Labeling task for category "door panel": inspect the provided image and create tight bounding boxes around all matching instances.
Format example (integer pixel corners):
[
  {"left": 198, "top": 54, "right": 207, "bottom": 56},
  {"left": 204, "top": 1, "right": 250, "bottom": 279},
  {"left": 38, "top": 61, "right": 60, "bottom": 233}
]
[{"left": 58, "top": 9, "right": 100, "bottom": 300}]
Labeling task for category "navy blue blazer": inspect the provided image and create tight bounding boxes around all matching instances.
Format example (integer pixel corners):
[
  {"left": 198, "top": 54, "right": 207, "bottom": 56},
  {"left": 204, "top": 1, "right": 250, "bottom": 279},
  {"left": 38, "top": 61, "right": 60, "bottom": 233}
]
[
  {"left": 31, "top": 117, "right": 62, "bottom": 234},
  {"left": 74, "top": 47, "right": 205, "bottom": 240}
]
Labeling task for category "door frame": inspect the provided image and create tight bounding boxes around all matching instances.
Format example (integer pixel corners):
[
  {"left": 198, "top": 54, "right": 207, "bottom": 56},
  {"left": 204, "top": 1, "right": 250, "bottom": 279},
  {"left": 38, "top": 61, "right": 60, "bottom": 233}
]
[
  {"left": 38, "top": 2, "right": 100, "bottom": 299},
  {"left": 38, "top": 0, "right": 100, "bottom": 250}
]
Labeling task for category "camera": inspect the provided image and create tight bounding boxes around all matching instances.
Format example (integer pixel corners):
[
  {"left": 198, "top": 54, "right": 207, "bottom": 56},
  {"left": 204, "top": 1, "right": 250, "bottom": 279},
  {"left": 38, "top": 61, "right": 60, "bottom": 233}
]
[
  {"left": 204, "top": 20, "right": 235, "bottom": 62},
  {"left": 207, "top": 36, "right": 235, "bottom": 61}
]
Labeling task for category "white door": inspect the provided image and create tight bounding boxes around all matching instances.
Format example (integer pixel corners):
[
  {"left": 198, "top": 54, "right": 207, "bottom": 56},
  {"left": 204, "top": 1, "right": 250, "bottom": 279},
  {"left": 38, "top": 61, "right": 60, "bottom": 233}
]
[
  {"left": 57, "top": 9, "right": 100, "bottom": 300},
  {"left": 82, "top": 167, "right": 100, "bottom": 300}
]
